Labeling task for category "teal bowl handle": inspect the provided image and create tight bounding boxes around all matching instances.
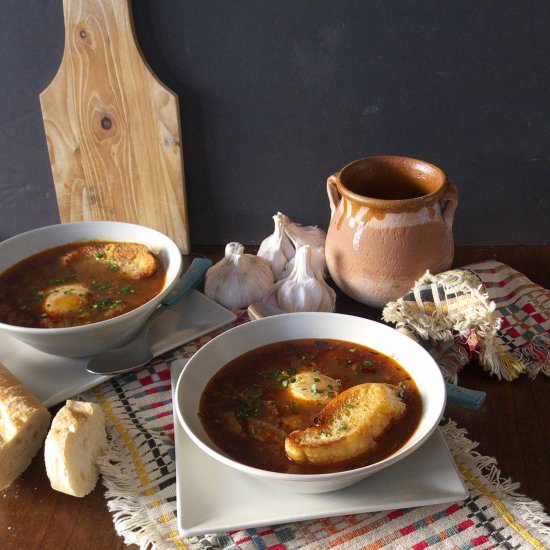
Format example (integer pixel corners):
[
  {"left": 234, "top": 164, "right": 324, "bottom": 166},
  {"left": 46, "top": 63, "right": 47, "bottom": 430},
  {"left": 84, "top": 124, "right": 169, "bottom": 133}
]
[
  {"left": 162, "top": 257, "right": 212, "bottom": 307},
  {"left": 445, "top": 382, "right": 486, "bottom": 409}
]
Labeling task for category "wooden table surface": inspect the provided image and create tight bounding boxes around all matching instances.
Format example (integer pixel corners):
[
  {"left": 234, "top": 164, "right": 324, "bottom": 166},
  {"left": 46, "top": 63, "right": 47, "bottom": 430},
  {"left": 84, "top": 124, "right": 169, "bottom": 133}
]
[{"left": 1, "top": 245, "right": 549, "bottom": 550}]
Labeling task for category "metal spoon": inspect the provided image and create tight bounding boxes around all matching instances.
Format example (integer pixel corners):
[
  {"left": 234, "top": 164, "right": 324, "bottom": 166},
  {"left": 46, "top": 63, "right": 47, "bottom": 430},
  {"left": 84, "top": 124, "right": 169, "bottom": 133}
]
[{"left": 86, "top": 257, "right": 212, "bottom": 375}]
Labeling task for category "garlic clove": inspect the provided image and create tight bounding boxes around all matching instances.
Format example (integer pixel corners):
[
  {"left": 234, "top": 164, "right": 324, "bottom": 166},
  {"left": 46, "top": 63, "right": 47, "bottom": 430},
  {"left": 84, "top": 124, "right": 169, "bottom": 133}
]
[
  {"left": 205, "top": 242, "right": 274, "bottom": 309},
  {"left": 257, "top": 212, "right": 295, "bottom": 278},
  {"left": 281, "top": 223, "right": 327, "bottom": 279},
  {"left": 268, "top": 245, "right": 336, "bottom": 313},
  {"left": 285, "top": 222, "right": 326, "bottom": 249}
]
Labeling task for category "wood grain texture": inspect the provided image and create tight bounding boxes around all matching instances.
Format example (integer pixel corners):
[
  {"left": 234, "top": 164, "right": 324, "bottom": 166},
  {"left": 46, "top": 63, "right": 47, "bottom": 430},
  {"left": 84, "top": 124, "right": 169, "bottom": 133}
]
[{"left": 39, "top": 0, "right": 190, "bottom": 253}]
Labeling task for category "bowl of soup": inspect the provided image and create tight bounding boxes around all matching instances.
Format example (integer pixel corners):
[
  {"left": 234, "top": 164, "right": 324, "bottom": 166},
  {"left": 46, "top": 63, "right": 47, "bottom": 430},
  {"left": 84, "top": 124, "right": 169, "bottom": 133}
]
[
  {"left": 175, "top": 312, "right": 446, "bottom": 493},
  {"left": 0, "top": 221, "right": 182, "bottom": 357}
]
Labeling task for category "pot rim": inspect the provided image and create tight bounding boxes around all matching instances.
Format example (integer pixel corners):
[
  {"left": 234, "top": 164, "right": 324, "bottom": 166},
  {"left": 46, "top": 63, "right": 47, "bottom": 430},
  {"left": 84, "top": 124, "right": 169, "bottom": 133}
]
[{"left": 335, "top": 155, "right": 449, "bottom": 211}]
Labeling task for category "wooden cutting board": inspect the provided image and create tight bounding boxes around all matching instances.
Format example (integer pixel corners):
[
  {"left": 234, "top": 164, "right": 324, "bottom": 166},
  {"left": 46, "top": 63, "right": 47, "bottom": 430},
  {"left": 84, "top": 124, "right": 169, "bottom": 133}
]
[{"left": 40, "top": 0, "right": 190, "bottom": 253}]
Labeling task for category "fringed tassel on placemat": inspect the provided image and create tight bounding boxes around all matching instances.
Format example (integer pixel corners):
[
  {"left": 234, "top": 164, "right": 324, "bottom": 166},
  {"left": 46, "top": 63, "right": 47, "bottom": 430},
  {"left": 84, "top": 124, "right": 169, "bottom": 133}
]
[
  {"left": 383, "top": 261, "right": 550, "bottom": 381},
  {"left": 440, "top": 420, "right": 550, "bottom": 543}
]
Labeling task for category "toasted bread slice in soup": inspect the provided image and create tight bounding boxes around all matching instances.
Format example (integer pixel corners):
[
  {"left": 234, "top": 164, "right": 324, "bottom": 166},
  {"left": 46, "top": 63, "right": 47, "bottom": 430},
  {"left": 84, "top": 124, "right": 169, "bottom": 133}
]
[
  {"left": 285, "top": 383, "right": 405, "bottom": 465},
  {"left": 102, "top": 243, "right": 157, "bottom": 279}
]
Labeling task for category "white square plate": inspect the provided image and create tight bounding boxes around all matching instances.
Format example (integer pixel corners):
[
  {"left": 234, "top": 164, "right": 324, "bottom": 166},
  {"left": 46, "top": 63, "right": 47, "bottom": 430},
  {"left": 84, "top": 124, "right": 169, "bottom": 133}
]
[
  {"left": 1, "top": 291, "right": 235, "bottom": 407},
  {"left": 171, "top": 361, "right": 468, "bottom": 538}
]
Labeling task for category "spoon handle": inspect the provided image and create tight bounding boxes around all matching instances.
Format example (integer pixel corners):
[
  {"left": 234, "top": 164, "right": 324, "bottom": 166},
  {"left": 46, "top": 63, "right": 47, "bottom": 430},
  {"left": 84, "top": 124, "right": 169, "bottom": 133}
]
[{"left": 163, "top": 257, "right": 212, "bottom": 307}]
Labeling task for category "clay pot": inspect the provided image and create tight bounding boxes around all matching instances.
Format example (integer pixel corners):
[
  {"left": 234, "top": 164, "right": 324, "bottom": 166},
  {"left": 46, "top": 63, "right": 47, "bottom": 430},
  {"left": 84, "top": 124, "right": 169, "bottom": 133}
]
[{"left": 325, "top": 156, "right": 458, "bottom": 308}]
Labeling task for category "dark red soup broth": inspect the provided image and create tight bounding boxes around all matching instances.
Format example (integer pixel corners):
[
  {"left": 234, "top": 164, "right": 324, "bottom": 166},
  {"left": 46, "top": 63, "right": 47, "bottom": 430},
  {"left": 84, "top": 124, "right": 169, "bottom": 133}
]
[
  {"left": 199, "top": 338, "right": 422, "bottom": 474},
  {"left": 0, "top": 241, "right": 166, "bottom": 328}
]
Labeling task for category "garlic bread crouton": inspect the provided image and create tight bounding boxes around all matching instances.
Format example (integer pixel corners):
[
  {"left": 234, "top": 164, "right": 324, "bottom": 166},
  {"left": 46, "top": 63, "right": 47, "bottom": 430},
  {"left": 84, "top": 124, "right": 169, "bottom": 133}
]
[
  {"left": 285, "top": 383, "right": 405, "bottom": 465},
  {"left": 102, "top": 243, "right": 157, "bottom": 279}
]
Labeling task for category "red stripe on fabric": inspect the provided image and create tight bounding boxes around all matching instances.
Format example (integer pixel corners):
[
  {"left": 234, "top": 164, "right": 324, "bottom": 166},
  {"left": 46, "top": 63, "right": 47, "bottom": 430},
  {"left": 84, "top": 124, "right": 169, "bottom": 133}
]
[
  {"left": 163, "top": 422, "right": 174, "bottom": 431},
  {"left": 400, "top": 524, "right": 416, "bottom": 535},
  {"left": 412, "top": 542, "right": 429, "bottom": 550},
  {"left": 235, "top": 536, "right": 252, "bottom": 544},
  {"left": 257, "top": 529, "right": 273, "bottom": 536},
  {"left": 388, "top": 509, "right": 403, "bottom": 520},
  {"left": 140, "top": 375, "right": 153, "bottom": 386},
  {"left": 267, "top": 545, "right": 286, "bottom": 550},
  {"left": 151, "top": 401, "right": 165, "bottom": 408},
  {"left": 158, "top": 368, "right": 171, "bottom": 381},
  {"left": 471, "top": 535, "right": 489, "bottom": 546},
  {"left": 445, "top": 503, "right": 461, "bottom": 514},
  {"left": 458, "top": 519, "right": 474, "bottom": 530},
  {"left": 145, "top": 385, "right": 170, "bottom": 395}
]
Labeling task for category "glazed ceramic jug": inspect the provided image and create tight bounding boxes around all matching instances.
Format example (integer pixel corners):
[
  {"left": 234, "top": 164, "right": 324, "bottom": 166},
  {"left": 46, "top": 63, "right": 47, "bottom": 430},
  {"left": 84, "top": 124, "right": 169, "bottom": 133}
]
[{"left": 325, "top": 156, "right": 458, "bottom": 307}]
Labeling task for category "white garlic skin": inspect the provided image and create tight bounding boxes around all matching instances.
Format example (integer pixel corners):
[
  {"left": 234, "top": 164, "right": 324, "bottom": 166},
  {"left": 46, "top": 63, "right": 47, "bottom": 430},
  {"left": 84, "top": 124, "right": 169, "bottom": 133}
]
[
  {"left": 257, "top": 212, "right": 295, "bottom": 278},
  {"left": 205, "top": 242, "right": 274, "bottom": 309},
  {"left": 281, "top": 223, "right": 327, "bottom": 279},
  {"left": 270, "top": 245, "right": 336, "bottom": 313}
]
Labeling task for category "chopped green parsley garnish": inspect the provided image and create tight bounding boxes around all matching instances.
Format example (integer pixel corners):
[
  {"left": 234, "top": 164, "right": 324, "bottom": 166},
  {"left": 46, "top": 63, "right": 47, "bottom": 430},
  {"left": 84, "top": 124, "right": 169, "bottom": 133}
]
[
  {"left": 236, "top": 398, "right": 264, "bottom": 418},
  {"left": 45, "top": 275, "right": 77, "bottom": 285},
  {"left": 119, "top": 285, "right": 135, "bottom": 295},
  {"left": 90, "top": 280, "right": 111, "bottom": 291}
]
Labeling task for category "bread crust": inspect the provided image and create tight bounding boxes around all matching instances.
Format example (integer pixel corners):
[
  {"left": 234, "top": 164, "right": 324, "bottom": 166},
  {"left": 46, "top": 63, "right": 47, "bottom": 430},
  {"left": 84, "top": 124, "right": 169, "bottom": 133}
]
[
  {"left": 44, "top": 400, "right": 106, "bottom": 497},
  {"left": 0, "top": 363, "right": 51, "bottom": 490},
  {"left": 285, "top": 383, "right": 405, "bottom": 465}
]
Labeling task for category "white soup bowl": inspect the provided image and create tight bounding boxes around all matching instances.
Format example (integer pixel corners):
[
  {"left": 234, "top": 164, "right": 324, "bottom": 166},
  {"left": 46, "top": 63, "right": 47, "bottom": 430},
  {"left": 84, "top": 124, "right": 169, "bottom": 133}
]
[
  {"left": 176, "top": 312, "right": 446, "bottom": 493},
  {"left": 0, "top": 221, "right": 182, "bottom": 357}
]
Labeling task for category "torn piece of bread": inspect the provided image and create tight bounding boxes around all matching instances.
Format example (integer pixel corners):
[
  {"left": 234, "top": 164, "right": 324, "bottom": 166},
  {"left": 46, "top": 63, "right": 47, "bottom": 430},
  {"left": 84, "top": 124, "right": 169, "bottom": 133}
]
[
  {"left": 285, "top": 383, "right": 405, "bottom": 466},
  {"left": 44, "top": 400, "right": 107, "bottom": 497},
  {"left": 0, "top": 363, "right": 51, "bottom": 490}
]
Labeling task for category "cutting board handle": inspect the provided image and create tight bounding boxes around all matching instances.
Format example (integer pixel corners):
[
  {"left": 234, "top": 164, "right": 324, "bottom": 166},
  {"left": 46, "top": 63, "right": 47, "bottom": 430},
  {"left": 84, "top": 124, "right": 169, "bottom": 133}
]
[{"left": 40, "top": 0, "right": 190, "bottom": 253}]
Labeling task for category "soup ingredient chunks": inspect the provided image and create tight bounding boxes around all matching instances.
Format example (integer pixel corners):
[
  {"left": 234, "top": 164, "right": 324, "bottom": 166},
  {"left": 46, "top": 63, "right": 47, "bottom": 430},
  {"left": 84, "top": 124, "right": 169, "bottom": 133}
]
[
  {"left": 285, "top": 383, "right": 405, "bottom": 465},
  {"left": 0, "top": 240, "right": 166, "bottom": 328},
  {"left": 44, "top": 400, "right": 107, "bottom": 497},
  {"left": 199, "top": 338, "right": 421, "bottom": 474},
  {"left": 0, "top": 363, "right": 51, "bottom": 491}
]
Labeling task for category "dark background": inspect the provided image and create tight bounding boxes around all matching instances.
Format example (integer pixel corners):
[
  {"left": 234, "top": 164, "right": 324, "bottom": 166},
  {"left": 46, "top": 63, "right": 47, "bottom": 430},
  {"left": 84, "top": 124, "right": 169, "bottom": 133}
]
[{"left": 0, "top": 0, "right": 549, "bottom": 246}]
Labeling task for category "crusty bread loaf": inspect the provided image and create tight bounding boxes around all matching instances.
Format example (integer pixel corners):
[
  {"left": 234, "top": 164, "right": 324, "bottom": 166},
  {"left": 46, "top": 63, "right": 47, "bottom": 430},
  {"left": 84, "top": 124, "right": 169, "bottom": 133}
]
[
  {"left": 0, "top": 363, "right": 51, "bottom": 490},
  {"left": 285, "top": 383, "right": 405, "bottom": 465},
  {"left": 44, "top": 400, "right": 107, "bottom": 497}
]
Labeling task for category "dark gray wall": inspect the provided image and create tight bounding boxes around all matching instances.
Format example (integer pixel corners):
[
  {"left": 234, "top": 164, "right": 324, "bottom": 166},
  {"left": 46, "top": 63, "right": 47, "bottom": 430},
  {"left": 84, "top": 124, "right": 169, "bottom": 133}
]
[{"left": 1, "top": 1, "right": 549, "bottom": 245}]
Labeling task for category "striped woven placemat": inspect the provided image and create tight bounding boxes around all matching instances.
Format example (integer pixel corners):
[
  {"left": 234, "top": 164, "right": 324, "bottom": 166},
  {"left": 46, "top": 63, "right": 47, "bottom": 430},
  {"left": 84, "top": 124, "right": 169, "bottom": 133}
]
[{"left": 81, "top": 311, "right": 550, "bottom": 550}]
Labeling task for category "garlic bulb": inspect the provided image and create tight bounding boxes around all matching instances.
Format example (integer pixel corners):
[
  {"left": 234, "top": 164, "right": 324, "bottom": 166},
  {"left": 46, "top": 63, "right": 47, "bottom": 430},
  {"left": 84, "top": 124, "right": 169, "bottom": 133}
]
[
  {"left": 257, "top": 212, "right": 295, "bottom": 278},
  {"left": 205, "top": 242, "right": 274, "bottom": 309},
  {"left": 281, "top": 222, "right": 327, "bottom": 279},
  {"left": 269, "top": 245, "right": 336, "bottom": 313}
]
